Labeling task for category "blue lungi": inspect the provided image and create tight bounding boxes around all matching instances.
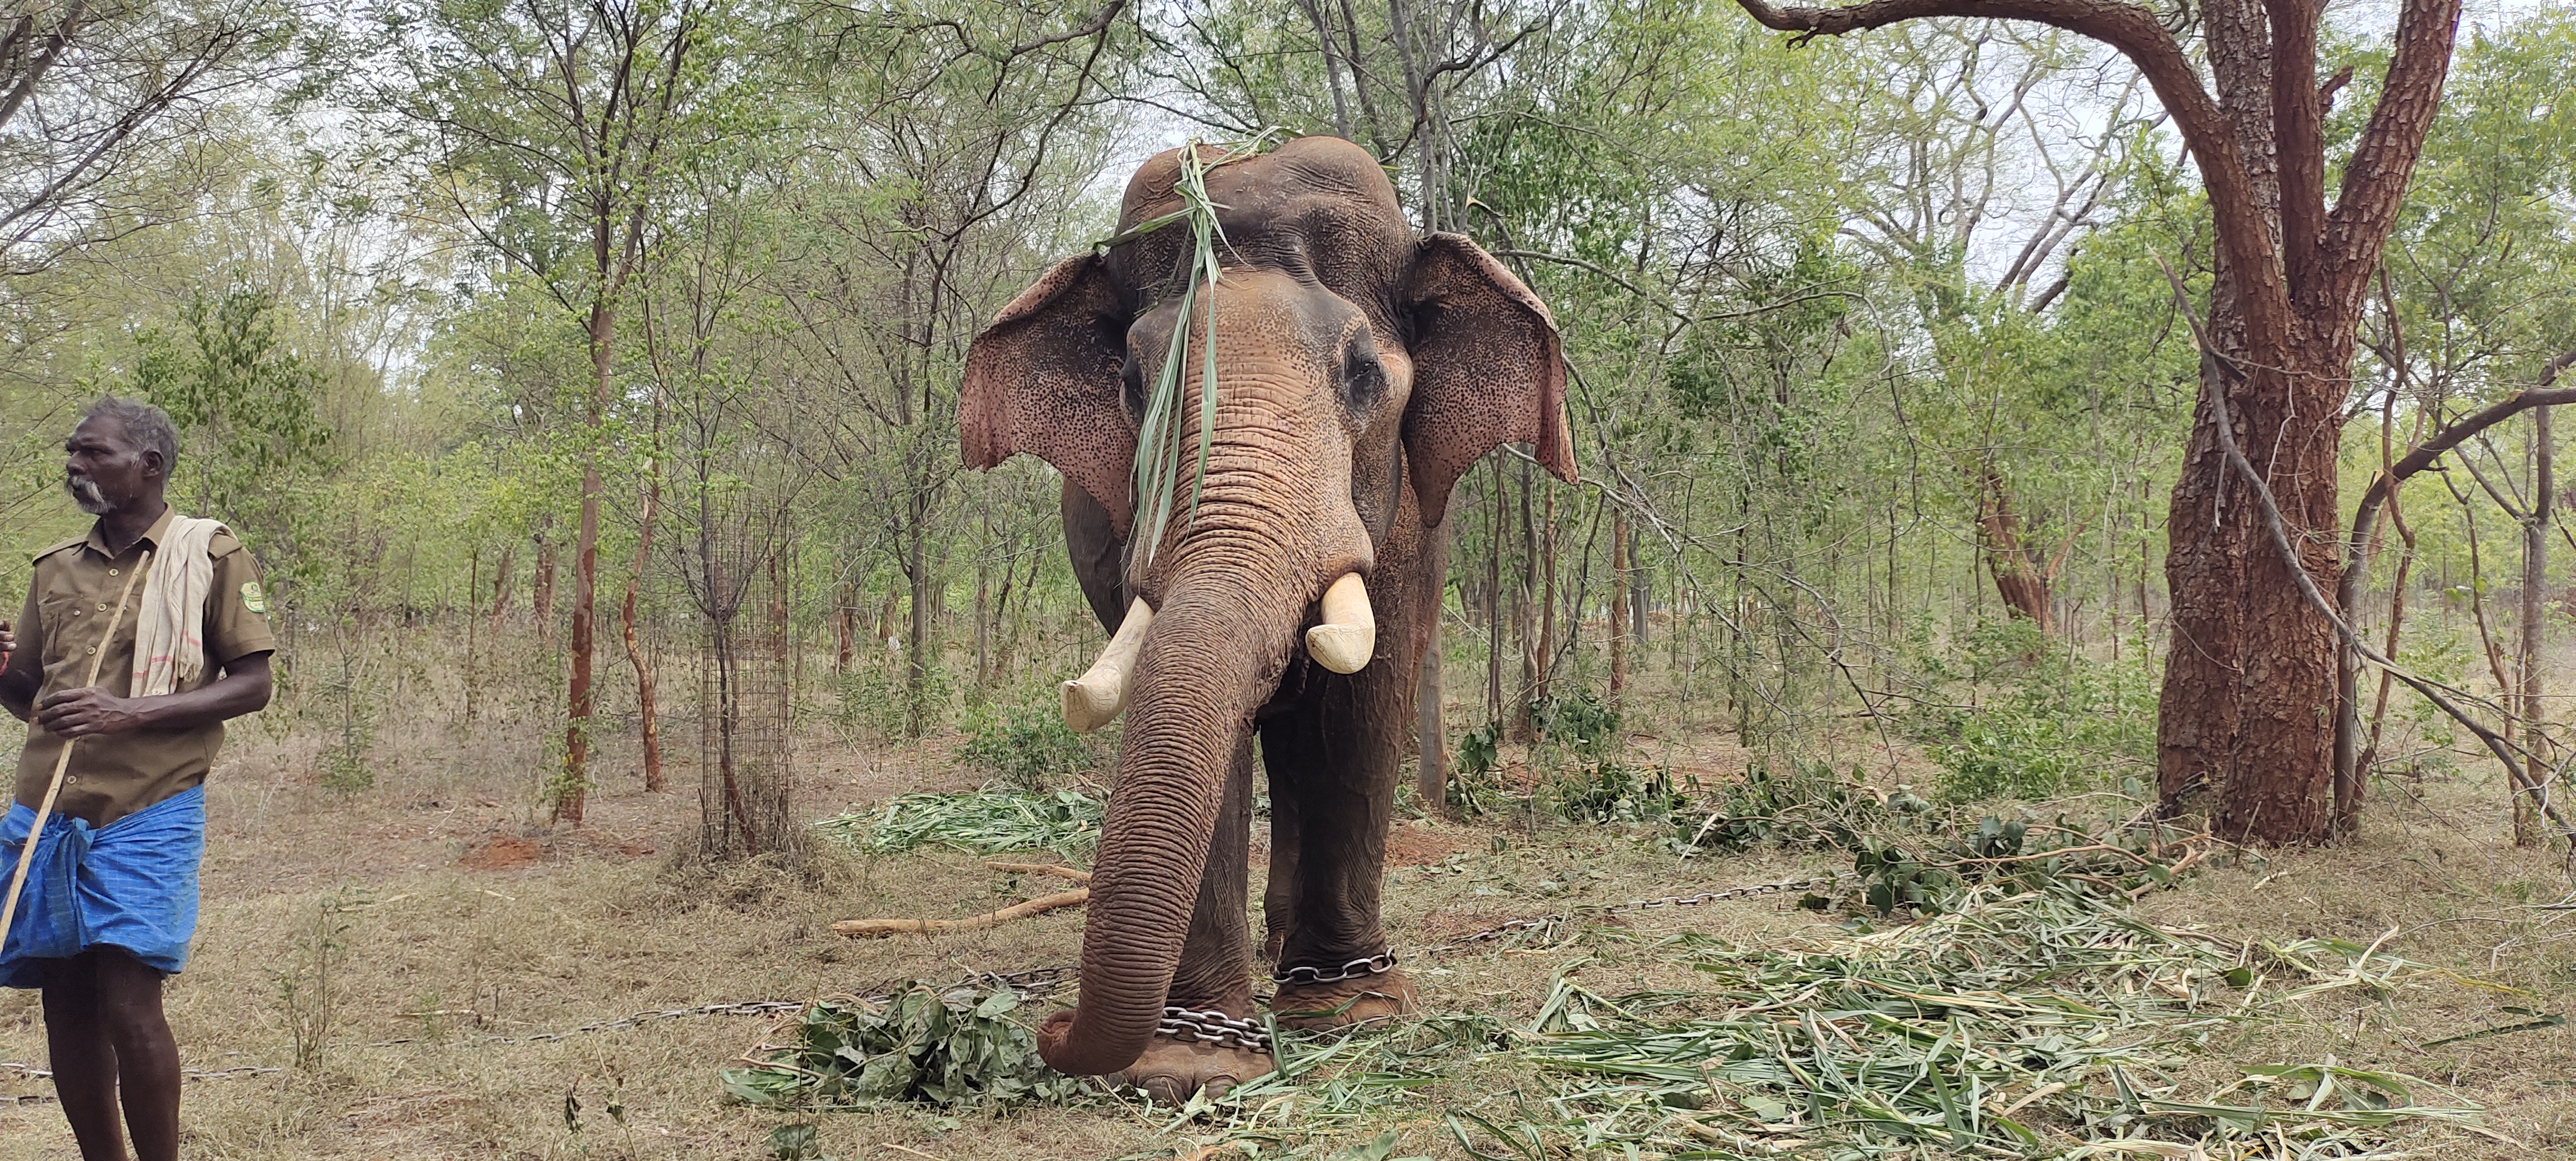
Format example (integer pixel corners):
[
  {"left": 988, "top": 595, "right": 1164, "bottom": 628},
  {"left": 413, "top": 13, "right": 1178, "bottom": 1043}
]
[{"left": 0, "top": 786, "right": 204, "bottom": 988}]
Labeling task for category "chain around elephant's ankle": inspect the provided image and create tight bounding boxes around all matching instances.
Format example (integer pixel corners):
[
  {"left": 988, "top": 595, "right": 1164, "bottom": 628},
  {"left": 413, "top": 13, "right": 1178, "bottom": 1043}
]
[
  {"left": 1158, "top": 1005, "right": 1272, "bottom": 1051},
  {"left": 1271, "top": 950, "right": 1398, "bottom": 985}
]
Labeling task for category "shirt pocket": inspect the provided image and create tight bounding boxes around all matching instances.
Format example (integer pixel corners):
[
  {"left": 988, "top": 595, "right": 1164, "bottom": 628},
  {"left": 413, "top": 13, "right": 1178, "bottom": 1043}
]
[{"left": 34, "top": 586, "right": 89, "bottom": 675}]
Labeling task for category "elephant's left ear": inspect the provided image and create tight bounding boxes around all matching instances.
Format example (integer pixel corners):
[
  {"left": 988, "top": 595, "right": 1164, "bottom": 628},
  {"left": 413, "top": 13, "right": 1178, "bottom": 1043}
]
[{"left": 1401, "top": 233, "right": 1577, "bottom": 528}]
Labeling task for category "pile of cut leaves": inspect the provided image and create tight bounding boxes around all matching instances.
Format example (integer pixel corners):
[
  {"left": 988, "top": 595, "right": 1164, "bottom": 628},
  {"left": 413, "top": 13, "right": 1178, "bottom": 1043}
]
[
  {"left": 1186, "top": 880, "right": 2487, "bottom": 1159},
  {"left": 816, "top": 789, "right": 1103, "bottom": 860},
  {"left": 722, "top": 981, "right": 1079, "bottom": 1111}
]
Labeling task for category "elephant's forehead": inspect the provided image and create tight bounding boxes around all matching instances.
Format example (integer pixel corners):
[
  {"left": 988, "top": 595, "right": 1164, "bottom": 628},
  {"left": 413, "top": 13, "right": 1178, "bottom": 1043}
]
[{"left": 1111, "top": 138, "right": 1410, "bottom": 320}]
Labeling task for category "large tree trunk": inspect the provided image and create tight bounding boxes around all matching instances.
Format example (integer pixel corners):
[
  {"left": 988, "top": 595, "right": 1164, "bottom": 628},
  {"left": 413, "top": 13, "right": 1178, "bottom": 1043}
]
[
  {"left": 1417, "top": 525, "right": 1453, "bottom": 818},
  {"left": 1486, "top": 457, "right": 1504, "bottom": 726},
  {"left": 2158, "top": 332, "right": 2352, "bottom": 841},
  {"left": 1514, "top": 460, "right": 1537, "bottom": 740},
  {"left": 905, "top": 492, "right": 932, "bottom": 738},
  {"left": 1536, "top": 484, "right": 1556, "bottom": 707},
  {"left": 1418, "top": 611, "right": 1450, "bottom": 817}
]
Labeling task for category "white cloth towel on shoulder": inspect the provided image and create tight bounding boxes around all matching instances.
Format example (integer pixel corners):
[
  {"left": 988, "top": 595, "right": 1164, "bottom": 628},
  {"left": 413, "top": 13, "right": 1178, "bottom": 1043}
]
[{"left": 130, "top": 515, "right": 228, "bottom": 698}]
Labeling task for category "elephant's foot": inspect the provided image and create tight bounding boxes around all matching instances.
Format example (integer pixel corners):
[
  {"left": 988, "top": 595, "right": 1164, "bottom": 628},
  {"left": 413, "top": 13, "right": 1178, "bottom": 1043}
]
[
  {"left": 1269, "top": 969, "right": 1416, "bottom": 1029},
  {"left": 1109, "top": 1032, "right": 1274, "bottom": 1105}
]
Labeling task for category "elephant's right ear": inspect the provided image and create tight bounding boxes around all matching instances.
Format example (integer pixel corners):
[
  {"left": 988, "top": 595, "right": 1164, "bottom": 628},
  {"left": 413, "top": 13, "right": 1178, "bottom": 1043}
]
[{"left": 962, "top": 254, "right": 1136, "bottom": 537}]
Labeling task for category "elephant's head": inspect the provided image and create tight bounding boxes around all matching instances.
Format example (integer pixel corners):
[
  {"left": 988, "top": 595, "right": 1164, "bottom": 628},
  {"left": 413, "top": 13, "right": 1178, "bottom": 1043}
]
[{"left": 959, "top": 136, "right": 1574, "bottom": 1077}]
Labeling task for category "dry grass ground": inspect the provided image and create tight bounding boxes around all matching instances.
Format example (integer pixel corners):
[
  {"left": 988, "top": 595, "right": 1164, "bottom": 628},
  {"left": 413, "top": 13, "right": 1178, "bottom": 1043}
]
[{"left": 3, "top": 688, "right": 2574, "bottom": 1160}]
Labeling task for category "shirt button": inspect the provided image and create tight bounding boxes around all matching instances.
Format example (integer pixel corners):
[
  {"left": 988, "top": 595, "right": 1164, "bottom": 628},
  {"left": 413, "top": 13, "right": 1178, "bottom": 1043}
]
[
  {"left": 84, "top": 646, "right": 95, "bottom": 654},
  {"left": 107, "top": 569, "right": 117, "bottom": 576},
  {"left": 95, "top": 603, "right": 105, "bottom": 611}
]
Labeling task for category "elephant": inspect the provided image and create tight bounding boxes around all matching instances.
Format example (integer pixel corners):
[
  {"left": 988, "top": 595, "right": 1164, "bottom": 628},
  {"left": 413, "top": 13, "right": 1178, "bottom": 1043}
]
[{"left": 958, "top": 135, "right": 1575, "bottom": 1101}]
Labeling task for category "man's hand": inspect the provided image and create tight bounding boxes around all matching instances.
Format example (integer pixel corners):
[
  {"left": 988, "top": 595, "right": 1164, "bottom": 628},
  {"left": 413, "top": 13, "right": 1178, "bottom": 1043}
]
[
  {"left": 0, "top": 619, "right": 15, "bottom": 657},
  {"left": 37, "top": 686, "right": 147, "bottom": 738}
]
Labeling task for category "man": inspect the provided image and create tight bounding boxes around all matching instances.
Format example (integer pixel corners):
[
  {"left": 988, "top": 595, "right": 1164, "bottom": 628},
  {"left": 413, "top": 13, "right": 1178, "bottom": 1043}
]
[{"left": 0, "top": 397, "right": 274, "bottom": 1161}]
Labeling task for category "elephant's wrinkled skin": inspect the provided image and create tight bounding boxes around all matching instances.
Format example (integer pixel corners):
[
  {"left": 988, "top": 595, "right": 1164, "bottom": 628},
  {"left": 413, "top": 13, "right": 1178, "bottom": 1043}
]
[{"left": 960, "top": 136, "right": 1574, "bottom": 1099}]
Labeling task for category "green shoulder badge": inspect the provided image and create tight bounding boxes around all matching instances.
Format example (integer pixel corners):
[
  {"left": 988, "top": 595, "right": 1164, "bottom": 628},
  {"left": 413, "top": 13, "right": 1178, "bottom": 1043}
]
[{"left": 242, "top": 580, "right": 268, "bottom": 615}]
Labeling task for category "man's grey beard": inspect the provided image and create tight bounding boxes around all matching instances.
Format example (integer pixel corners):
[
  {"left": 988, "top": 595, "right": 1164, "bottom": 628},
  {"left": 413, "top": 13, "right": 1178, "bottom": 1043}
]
[{"left": 65, "top": 475, "right": 111, "bottom": 516}]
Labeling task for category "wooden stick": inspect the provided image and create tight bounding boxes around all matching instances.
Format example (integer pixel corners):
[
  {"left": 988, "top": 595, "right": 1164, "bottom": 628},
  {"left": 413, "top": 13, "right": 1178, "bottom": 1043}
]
[
  {"left": 831, "top": 888, "right": 1089, "bottom": 938},
  {"left": 0, "top": 549, "right": 153, "bottom": 961}
]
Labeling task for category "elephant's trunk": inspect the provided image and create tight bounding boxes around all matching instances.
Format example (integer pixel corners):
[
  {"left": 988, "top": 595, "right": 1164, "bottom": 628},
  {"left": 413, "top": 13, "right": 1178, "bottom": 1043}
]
[{"left": 1036, "top": 572, "right": 1301, "bottom": 1076}]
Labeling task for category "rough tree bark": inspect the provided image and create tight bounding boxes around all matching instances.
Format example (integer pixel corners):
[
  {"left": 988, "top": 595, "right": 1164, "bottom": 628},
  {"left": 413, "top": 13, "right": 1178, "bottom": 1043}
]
[
  {"left": 1537, "top": 484, "right": 1557, "bottom": 710},
  {"left": 1733, "top": 0, "right": 2464, "bottom": 842},
  {"left": 1974, "top": 465, "right": 2054, "bottom": 630}
]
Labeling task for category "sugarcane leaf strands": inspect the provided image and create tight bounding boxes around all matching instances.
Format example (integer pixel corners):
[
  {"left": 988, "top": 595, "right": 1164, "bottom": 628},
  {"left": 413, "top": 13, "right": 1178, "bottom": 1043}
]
[{"left": 1115, "top": 133, "right": 1284, "bottom": 567}]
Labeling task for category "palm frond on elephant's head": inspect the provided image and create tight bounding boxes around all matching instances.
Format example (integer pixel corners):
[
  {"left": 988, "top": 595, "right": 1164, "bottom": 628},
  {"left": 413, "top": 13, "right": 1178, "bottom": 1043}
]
[{"left": 1106, "top": 132, "right": 1284, "bottom": 567}]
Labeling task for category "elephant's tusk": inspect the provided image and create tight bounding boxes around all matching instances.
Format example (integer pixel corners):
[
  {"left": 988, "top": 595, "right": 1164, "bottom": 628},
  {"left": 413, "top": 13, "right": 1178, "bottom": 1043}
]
[
  {"left": 1062, "top": 597, "right": 1153, "bottom": 733},
  {"left": 1305, "top": 572, "right": 1376, "bottom": 674}
]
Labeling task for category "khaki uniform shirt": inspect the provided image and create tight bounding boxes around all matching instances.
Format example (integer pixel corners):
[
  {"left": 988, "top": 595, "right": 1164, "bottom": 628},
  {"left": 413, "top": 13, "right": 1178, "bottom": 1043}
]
[{"left": 11, "top": 507, "right": 277, "bottom": 827}]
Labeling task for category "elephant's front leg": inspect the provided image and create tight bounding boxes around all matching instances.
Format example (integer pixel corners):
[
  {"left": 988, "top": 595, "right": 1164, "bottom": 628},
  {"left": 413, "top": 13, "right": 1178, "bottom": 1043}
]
[
  {"left": 1259, "top": 674, "right": 1417, "bottom": 1029},
  {"left": 1110, "top": 732, "right": 1273, "bottom": 1103}
]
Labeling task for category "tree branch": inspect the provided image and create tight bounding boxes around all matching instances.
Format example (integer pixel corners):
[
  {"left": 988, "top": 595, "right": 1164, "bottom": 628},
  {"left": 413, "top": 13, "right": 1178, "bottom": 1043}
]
[
  {"left": 0, "top": 1, "right": 83, "bottom": 136},
  {"left": 2321, "top": 0, "right": 2464, "bottom": 314},
  {"left": 2345, "top": 348, "right": 2576, "bottom": 553},
  {"left": 1724, "top": 0, "right": 2288, "bottom": 344},
  {"left": 2269, "top": 0, "right": 2326, "bottom": 301}
]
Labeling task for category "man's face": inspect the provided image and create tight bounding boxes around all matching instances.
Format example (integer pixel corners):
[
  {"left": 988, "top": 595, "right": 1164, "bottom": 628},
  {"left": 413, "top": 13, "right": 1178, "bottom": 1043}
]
[{"left": 64, "top": 416, "right": 158, "bottom": 517}]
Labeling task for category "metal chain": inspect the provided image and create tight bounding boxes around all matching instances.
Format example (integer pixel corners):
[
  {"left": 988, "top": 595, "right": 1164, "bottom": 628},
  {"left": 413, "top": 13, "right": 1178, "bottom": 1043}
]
[
  {"left": 4, "top": 1062, "right": 280, "bottom": 1083},
  {"left": 1156, "top": 1004, "right": 1272, "bottom": 1051},
  {"left": 1271, "top": 950, "right": 1396, "bottom": 985},
  {"left": 1413, "top": 871, "right": 1854, "bottom": 958}
]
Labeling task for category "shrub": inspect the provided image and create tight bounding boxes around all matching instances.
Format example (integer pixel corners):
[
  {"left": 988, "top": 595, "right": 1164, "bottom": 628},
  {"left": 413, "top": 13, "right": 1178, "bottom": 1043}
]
[
  {"left": 1905, "top": 626, "right": 2157, "bottom": 803},
  {"left": 958, "top": 704, "right": 1101, "bottom": 789},
  {"left": 1531, "top": 688, "right": 1621, "bottom": 758},
  {"left": 1547, "top": 759, "right": 1684, "bottom": 825},
  {"left": 1669, "top": 759, "right": 1922, "bottom": 856},
  {"left": 1449, "top": 721, "right": 1504, "bottom": 814}
]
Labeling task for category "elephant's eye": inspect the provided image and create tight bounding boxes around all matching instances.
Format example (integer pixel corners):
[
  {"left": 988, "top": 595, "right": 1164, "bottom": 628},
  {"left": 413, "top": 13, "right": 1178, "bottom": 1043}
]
[
  {"left": 1120, "top": 353, "right": 1145, "bottom": 421},
  {"left": 1339, "top": 346, "right": 1388, "bottom": 414}
]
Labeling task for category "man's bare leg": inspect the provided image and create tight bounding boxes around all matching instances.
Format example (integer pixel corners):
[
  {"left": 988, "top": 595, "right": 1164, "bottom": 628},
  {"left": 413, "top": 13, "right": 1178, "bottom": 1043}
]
[
  {"left": 42, "top": 957, "right": 130, "bottom": 1161},
  {"left": 42, "top": 948, "right": 179, "bottom": 1161}
]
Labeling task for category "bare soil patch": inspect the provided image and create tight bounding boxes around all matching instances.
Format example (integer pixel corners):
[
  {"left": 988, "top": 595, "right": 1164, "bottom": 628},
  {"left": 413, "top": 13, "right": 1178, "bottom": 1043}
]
[{"left": 459, "top": 833, "right": 543, "bottom": 871}]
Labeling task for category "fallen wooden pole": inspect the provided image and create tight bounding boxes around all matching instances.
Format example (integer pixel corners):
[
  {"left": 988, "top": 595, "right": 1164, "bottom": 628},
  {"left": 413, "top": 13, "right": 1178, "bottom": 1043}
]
[{"left": 832, "top": 888, "right": 1090, "bottom": 938}]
